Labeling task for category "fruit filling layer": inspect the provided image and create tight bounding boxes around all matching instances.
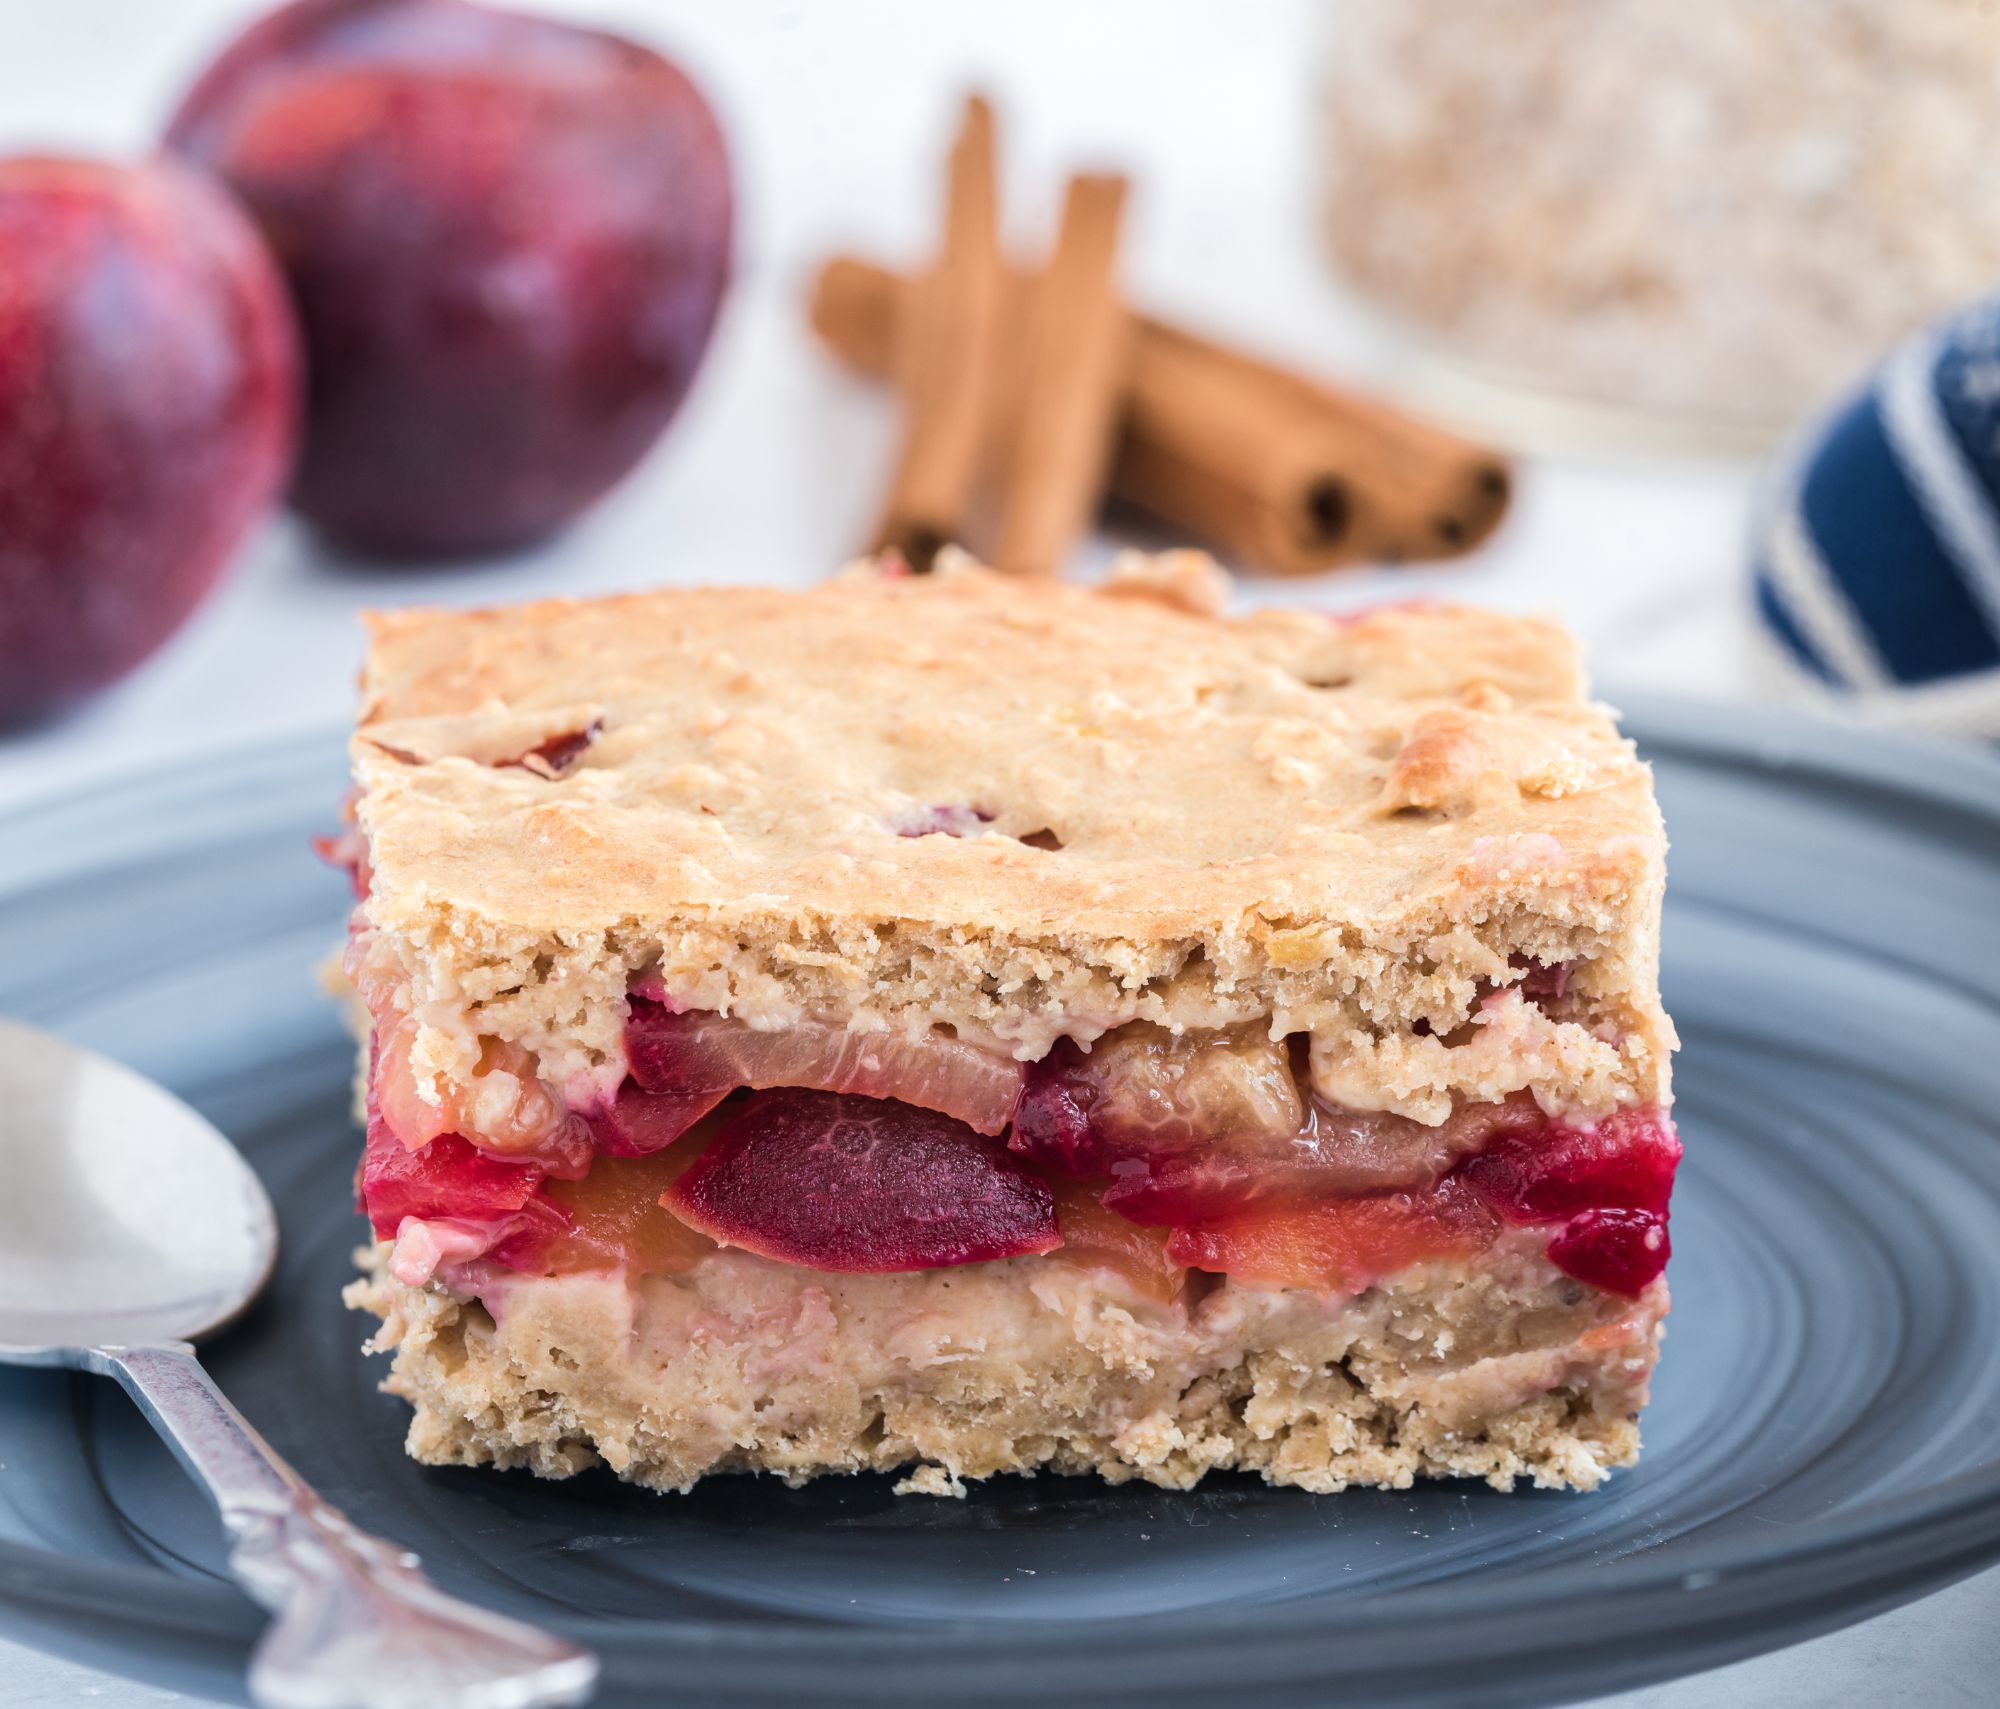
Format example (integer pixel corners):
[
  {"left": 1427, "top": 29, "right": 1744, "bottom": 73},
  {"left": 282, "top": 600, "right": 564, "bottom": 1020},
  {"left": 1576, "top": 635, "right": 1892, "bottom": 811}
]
[{"left": 359, "top": 984, "right": 1680, "bottom": 1303}]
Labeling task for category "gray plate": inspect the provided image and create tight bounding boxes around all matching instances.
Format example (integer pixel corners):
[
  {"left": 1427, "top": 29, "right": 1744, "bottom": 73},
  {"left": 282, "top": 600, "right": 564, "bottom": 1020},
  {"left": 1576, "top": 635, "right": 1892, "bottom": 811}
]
[{"left": 1, "top": 698, "right": 1998, "bottom": 1709}]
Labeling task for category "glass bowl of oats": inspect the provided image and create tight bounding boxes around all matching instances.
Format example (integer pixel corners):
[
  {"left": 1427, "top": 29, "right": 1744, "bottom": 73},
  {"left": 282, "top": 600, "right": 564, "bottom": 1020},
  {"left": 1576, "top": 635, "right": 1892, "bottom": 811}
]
[{"left": 1321, "top": 0, "right": 2000, "bottom": 452}]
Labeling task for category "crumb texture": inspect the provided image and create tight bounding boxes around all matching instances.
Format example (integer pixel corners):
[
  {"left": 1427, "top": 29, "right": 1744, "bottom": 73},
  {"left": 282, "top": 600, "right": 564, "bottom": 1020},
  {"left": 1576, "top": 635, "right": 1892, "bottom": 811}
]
[
  {"left": 342, "top": 560, "right": 1673, "bottom": 1113},
  {"left": 347, "top": 1237, "right": 1660, "bottom": 1497}
]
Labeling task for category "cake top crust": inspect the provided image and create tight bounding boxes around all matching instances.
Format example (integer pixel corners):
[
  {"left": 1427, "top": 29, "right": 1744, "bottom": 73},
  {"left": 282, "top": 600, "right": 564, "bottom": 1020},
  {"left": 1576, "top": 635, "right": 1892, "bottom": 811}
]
[{"left": 350, "top": 557, "right": 1662, "bottom": 951}]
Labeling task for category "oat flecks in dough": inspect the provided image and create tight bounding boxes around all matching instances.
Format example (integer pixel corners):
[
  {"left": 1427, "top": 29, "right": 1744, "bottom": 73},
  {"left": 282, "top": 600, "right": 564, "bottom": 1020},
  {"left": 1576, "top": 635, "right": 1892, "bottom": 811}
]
[
  {"left": 346, "top": 1232, "right": 1661, "bottom": 1498},
  {"left": 342, "top": 558, "right": 1672, "bottom": 1114}
]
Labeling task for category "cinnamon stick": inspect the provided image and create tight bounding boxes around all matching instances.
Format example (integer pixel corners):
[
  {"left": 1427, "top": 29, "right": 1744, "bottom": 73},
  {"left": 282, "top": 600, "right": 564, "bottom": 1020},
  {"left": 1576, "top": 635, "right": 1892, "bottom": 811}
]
[
  {"left": 869, "top": 96, "right": 1004, "bottom": 571},
  {"left": 815, "top": 255, "right": 1511, "bottom": 575},
  {"left": 993, "top": 173, "right": 1132, "bottom": 578}
]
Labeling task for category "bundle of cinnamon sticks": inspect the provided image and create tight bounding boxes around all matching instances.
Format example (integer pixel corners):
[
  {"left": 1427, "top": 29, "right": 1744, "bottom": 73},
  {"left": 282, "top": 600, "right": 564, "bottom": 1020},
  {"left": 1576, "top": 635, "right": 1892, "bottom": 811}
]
[{"left": 810, "top": 95, "right": 1513, "bottom": 579}]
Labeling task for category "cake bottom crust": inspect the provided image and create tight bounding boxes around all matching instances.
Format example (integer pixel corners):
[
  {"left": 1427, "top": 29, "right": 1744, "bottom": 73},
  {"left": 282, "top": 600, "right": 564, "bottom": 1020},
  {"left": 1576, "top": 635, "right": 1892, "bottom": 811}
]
[{"left": 346, "top": 1237, "right": 1664, "bottom": 1497}]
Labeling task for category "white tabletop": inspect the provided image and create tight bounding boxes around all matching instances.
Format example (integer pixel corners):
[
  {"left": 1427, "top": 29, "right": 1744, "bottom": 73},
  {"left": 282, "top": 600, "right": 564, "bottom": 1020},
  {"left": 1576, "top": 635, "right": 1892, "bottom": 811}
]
[{"left": 2, "top": 2, "right": 1994, "bottom": 1704}]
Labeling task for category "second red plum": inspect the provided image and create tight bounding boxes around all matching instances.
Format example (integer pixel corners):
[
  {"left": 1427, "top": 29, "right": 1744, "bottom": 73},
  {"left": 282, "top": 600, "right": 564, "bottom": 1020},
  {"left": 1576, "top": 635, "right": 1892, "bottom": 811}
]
[{"left": 167, "top": 0, "right": 734, "bottom": 556}]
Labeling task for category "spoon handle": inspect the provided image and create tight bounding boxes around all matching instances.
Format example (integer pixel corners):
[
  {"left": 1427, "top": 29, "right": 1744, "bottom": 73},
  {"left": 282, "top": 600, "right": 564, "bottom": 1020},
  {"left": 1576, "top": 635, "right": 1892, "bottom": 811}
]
[{"left": 94, "top": 1342, "right": 599, "bottom": 1709}]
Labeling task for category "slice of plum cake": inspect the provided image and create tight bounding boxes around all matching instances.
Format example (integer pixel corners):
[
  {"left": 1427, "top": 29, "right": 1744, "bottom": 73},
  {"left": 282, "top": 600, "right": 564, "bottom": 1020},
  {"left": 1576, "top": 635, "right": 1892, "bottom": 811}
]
[{"left": 330, "top": 551, "right": 1679, "bottom": 1496}]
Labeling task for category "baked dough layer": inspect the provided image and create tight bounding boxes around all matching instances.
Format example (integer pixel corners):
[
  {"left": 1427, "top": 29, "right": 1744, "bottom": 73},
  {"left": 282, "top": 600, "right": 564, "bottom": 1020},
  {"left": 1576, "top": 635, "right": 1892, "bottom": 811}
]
[
  {"left": 347, "top": 1233, "right": 1662, "bottom": 1497},
  {"left": 342, "top": 558, "right": 1673, "bottom": 1121}
]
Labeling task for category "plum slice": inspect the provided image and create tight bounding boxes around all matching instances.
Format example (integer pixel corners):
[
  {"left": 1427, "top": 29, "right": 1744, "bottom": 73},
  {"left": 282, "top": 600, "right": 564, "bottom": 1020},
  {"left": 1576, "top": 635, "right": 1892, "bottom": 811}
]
[
  {"left": 1044, "top": 1177, "right": 1185, "bottom": 1304},
  {"left": 492, "top": 1148, "right": 716, "bottom": 1279},
  {"left": 1163, "top": 1103, "right": 1680, "bottom": 1299},
  {"left": 1009, "top": 1027, "right": 1301, "bottom": 1189},
  {"left": 663, "top": 1089, "right": 1060, "bottom": 1272},
  {"left": 1546, "top": 1208, "right": 1671, "bottom": 1296},
  {"left": 625, "top": 999, "right": 1025, "bottom": 1136},
  {"left": 362, "top": 1075, "right": 717, "bottom": 1278},
  {"left": 1462, "top": 1107, "right": 1682, "bottom": 1222},
  {"left": 1011, "top": 1029, "right": 1538, "bottom": 1221},
  {"left": 1104, "top": 1094, "right": 1547, "bottom": 1224},
  {"left": 357, "top": 1094, "right": 547, "bottom": 1238},
  {"left": 1009, "top": 1019, "right": 1680, "bottom": 1298},
  {"left": 586, "top": 1079, "right": 727, "bottom": 1157},
  {"left": 1460, "top": 1107, "right": 1680, "bottom": 1297},
  {"left": 1166, "top": 1174, "right": 1500, "bottom": 1294}
]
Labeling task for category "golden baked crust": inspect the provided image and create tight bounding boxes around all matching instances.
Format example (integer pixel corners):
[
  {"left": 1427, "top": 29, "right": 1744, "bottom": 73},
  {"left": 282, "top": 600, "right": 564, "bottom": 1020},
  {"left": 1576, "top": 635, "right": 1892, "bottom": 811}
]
[
  {"left": 356, "top": 557, "right": 1644, "bottom": 934},
  {"left": 343, "top": 556, "right": 1672, "bottom": 1120},
  {"left": 347, "top": 1234, "right": 1662, "bottom": 1497}
]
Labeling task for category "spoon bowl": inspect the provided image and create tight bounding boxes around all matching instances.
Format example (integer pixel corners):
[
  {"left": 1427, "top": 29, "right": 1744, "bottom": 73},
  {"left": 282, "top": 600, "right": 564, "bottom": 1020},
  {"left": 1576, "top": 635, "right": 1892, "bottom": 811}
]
[
  {"left": 0, "top": 1018, "right": 277, "bottom": 1359},
  {"left": 0, "top": 1017, "right": 595, "bottom": 1709}
]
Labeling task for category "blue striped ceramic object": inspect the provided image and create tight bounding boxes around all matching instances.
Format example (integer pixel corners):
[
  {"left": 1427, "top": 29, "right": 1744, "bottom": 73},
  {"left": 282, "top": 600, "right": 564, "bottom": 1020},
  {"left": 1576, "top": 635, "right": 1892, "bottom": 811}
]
[{"left": 1753, "top": 294, "right": 2000, "bottom": 739}]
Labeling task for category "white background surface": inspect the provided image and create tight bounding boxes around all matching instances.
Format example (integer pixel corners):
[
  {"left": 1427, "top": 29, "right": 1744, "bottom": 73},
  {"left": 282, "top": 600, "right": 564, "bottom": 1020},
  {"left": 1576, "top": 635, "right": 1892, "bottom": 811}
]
[{"left": 0, "top": 3, "right": 1992, "bottom": 1705}]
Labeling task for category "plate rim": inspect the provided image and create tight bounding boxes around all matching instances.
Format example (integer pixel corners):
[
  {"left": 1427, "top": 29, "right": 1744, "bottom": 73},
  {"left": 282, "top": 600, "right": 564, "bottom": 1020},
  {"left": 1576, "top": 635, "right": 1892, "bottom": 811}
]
[{"left": 2, "top": 692, "right": 1997, "bottom": 1703}]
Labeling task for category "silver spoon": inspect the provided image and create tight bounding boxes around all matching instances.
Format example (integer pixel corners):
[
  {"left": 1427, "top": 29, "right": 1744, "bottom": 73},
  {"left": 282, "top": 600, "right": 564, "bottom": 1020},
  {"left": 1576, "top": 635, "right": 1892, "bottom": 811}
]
[{"left": 0, "top": 1018, "right": 599, "bottom": 1709}]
